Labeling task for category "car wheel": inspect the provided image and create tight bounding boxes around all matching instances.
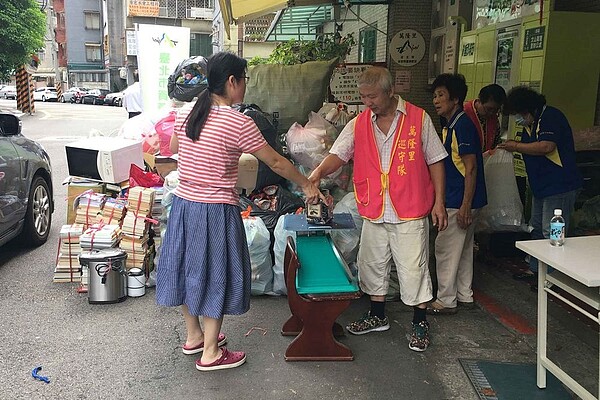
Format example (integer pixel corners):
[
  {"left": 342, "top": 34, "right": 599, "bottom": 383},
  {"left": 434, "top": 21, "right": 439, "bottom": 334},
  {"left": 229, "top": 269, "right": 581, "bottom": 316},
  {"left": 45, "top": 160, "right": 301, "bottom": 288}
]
[
  {"left": 42, "top": 95, "right": 46, "bottom": 102},
  {"left": 21, "top": 176, "right": 52, "bottom": 247},
  {"left": 60, "top": 95, "right": 65, "bottom": 103}
]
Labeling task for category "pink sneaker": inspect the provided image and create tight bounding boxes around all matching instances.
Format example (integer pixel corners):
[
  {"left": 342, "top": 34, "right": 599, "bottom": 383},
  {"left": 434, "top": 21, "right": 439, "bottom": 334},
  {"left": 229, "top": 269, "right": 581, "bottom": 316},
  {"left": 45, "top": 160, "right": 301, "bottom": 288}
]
[
  {"left": 195, "top": 348, "right": 246, "bottom": 371},
  {"left": 182, "top": 333, "right": 227, "bottom": 355}
]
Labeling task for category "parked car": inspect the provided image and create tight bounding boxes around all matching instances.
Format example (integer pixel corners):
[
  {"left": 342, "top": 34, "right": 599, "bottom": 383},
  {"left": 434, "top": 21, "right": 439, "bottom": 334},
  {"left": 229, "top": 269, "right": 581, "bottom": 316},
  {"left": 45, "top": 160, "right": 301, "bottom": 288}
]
[
  {"left": 59, "top": 87, "right": 88, "bottom": 103},
  {"left": 81, "top": 89, "right": 110, "bottom": 105},
  {"left": 33, "top": 87, "right": 58, "bottom": 102},
  {"left": 104, "top": 90, "right": 124, "bottom": 106},
  {"left": 0, "top": 112, "right": 54, "bottom": 247},
  {"left": 0, "top": 85, "right": 17, "bottom": 100}
]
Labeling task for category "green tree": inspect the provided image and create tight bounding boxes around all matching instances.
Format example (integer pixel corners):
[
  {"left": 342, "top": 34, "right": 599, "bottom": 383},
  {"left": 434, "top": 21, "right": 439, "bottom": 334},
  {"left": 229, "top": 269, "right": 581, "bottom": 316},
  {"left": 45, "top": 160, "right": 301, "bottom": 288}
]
[{"left": 0, "top": 0, "right": 46, "bottom": 80}]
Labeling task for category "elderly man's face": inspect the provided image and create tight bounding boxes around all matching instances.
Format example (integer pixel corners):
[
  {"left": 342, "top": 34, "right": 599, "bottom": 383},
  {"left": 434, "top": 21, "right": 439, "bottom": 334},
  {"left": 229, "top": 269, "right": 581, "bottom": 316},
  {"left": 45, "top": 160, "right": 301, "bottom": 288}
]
[{"left": 359, "top": 84, "right": 394, "bottom": 115}]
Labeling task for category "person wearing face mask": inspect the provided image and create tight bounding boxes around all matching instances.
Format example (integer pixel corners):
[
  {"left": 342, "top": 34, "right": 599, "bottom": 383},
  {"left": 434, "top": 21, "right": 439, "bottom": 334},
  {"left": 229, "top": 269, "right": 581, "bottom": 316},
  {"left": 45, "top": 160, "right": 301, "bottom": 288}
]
[
  {"left": 498, "top": 86, "right": 582, "bottom": 284},
  {"left": 463, "top": 84, "right": 507, "bottom": 152}
]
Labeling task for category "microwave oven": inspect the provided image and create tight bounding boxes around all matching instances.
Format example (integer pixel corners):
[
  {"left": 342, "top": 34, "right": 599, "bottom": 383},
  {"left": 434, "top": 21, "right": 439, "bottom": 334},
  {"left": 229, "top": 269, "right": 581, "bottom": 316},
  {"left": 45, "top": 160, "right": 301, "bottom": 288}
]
[{"left": 65, "top": 137, "right": 144, "bottom": 184}]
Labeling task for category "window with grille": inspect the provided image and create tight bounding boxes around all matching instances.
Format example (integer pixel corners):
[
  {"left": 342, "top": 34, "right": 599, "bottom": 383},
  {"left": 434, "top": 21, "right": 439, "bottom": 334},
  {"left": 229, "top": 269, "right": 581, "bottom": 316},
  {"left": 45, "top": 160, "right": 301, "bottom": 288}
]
[
  {"left": 85, "top": 43, "right": 102, "bottom": 62},
  {"left": 84, "top": 11, "right": 100, "bottom": 30},
  {"left": 190, "top": 33, "right": 212, "bottom": 57},
  {"left": 359, "top": 26, "right": 376, "bottom": 63},
  {"left": 159, "top": 0, "right": 214, "bottom": 19}
]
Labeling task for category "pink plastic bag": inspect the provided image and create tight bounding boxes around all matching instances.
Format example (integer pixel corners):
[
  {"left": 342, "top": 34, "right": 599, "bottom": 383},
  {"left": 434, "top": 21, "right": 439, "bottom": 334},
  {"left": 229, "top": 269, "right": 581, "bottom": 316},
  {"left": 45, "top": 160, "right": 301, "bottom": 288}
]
[{"left": 155, "top": 111, "right": 176, "bottom": 157}]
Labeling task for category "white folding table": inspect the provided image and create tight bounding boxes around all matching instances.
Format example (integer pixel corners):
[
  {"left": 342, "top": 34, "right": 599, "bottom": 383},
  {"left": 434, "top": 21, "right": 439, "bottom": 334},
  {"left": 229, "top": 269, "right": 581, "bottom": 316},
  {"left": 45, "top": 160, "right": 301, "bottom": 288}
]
[{"left": 516, "top": 236, "right": 600, "bottom": 400}]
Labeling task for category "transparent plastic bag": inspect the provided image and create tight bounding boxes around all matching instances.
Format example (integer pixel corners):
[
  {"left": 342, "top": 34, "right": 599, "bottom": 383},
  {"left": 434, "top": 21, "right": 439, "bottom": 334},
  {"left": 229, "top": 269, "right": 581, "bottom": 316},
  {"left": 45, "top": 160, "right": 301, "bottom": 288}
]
[
  {"left": 270, "top": 214, "right": 297, "bottom": 296},
  {"left": 330, "top": 192, "right": 363, "bottom": 264},
  {"left": 286, "top": 112, "right": 337, "bottom": 170},
  {"left": 476, "top": 149, "right": 527, "bottom": 232},
  {"left": 242, "top": 216, "right": 273, "bottom": 296}
]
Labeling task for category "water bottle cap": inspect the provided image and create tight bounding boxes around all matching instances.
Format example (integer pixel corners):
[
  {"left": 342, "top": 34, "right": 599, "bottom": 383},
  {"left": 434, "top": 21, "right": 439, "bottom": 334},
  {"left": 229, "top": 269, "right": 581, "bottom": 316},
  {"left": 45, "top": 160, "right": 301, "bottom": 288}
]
[{"left": 554, "top": 209, "right": 562, "bottom": 216}]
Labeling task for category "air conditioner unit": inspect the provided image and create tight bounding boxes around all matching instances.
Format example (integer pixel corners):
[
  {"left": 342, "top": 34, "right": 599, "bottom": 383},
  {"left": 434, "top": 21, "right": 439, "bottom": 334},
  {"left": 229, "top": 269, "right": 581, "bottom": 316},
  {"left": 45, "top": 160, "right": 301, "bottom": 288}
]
[{"left": 188, "top": 7, "right": 212, "bottom": 19}]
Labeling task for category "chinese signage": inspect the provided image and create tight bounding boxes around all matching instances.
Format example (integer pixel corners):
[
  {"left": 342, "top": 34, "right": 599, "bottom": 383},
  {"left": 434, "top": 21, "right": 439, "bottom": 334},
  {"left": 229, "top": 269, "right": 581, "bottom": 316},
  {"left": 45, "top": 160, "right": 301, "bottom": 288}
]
[
  {"left": 330, "top": 65, "right": 372, "bottom": 104},
  {"left": 126, "top": 30, "right": 137, "bottom": 56},
  {"left": 390, "top": 29, "right": 426, "bottom": 67},
  {"left": 137, "top": 24, "right": 190, "bottom": 112},
  {"left": 128, "top": 0, "right": 160, "bottom": 17},
  {"left": 395, "top": 125, "right": 419, "bottom": 178},
  {"left": 460, "top": 36, "right": 476, "bottom": 64},
  {"left": 523, "top": 26, "right": 545, "bottom": 52}
]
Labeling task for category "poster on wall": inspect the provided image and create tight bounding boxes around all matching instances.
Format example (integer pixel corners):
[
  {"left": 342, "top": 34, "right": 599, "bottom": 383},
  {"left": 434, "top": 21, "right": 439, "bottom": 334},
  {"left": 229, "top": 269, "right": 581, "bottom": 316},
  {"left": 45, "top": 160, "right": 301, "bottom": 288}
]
[
  {"left": 390, "top": 29, "right": 426, "bottom": 67},
  {"left": 474, "top": 0, "right": 542, "bottom": 29},
  {"left": 395, "top": 70, "right": 411, "bottom": 93},
  {"left": 137, "top": 24, "right": 190, "bottom": 113},
  {"left": 460, "top": 36, "right": 476, "bottom": 64},
  {"left": 495, "top": 30, "right": 518, "bottom": 92}
]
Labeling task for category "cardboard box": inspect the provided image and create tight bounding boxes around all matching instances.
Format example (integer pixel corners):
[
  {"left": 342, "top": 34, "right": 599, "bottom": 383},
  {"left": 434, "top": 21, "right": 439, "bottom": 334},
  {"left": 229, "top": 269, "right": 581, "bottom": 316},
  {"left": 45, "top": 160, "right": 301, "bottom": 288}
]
[
  {"left": 144, "top": 153, "right": 178, "bottom": 179},
  {"left": 64, "top": 177, "right": 105, "bottom": 224}
]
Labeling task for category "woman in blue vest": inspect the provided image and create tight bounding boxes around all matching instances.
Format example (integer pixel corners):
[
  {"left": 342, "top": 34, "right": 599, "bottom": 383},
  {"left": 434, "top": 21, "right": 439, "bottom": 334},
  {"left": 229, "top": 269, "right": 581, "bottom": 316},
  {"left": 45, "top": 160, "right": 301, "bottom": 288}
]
[{"left": 499, "top": 86, "right": 582, "bottom": 283}]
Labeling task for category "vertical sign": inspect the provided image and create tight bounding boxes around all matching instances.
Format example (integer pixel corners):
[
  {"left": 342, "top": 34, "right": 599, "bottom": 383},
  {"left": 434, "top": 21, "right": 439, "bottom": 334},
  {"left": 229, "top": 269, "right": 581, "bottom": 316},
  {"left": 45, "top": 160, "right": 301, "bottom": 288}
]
[
  {"left": 102, "top": 0, "right": 109, "bottom": 68},
  {"left": 137, "top": 24, "right": 190, "bottom": 112},
  {"left": 523, "top": 26, "right": 545, "bottom": 52}
]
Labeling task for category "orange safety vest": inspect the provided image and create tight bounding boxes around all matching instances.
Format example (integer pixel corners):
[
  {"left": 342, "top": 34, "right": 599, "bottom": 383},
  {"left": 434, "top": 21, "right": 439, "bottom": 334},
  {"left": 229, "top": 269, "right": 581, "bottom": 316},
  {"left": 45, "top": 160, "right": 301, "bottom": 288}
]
[
  {"left": 353, "top": 101, "right": 434, "bottom": 220},
  {"left": 464, "top": 99, "right": 498, "bottom": 152}
]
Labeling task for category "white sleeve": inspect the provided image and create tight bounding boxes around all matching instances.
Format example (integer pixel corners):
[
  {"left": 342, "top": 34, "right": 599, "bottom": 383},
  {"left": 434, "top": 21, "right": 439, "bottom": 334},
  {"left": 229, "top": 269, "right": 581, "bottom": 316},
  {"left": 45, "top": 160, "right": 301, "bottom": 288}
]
[
  {"left": 421, "top": 113, "right": 448, "bottom": 165},
  {"left": 329, "top": 117, "right": 357, "bottom": 163}
]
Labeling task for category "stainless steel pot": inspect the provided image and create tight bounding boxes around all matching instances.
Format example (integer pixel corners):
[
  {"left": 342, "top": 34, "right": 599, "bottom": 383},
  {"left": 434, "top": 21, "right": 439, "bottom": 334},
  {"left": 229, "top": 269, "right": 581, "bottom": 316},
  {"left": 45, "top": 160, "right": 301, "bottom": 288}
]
[{"left": 80, "top": 248, "right": 127, "bottom": 304}]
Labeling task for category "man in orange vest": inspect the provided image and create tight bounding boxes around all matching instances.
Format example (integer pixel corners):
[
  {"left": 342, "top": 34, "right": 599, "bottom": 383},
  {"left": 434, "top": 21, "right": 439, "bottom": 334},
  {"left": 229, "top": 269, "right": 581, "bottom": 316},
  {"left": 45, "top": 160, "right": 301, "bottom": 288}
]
[
  {"left": 309, "top": 67, "right": 448, "bottom": 352},
  {"left": 463, "top": 84, "right": 506, "bottom": 152}
]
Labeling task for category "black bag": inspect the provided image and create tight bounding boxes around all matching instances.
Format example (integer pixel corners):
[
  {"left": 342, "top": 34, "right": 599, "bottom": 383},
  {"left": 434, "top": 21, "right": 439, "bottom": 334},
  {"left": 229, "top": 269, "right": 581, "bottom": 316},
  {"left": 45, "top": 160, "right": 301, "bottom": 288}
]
[
  {"left": 234, "top": 104, "right": 285, "bottom": 189},
  {"left": 167, "top": 56, "right": 208, "bottom": 102},
  {"left": 239, "top": 185, "right": 304, "bottom": 231}
]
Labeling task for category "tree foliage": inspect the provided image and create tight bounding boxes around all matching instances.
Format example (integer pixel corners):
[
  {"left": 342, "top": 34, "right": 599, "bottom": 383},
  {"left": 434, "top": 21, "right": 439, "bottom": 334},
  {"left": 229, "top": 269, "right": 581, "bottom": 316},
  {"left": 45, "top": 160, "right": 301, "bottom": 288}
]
[
  {"left": 249, "top": 34, "right": 356, "bottom": 66},
  {"left": 0, "top": 0, "right": 46, "bottom": 80}
]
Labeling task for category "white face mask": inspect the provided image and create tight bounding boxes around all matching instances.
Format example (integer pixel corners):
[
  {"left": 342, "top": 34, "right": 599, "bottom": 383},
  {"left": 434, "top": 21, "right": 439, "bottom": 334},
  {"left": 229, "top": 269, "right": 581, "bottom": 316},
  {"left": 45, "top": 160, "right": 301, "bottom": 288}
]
[{"left": 514, "top": 114, "right": 527, "bottom": 126}]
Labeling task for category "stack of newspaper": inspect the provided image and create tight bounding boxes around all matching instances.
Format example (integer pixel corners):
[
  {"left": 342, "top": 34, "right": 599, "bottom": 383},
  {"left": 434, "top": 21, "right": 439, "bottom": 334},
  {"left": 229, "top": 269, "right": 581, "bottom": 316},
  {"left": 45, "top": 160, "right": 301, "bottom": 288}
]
[
  {"left": 80, "top": 224, "right": 122, "bottom": 250},
  {"left": 53, "top": 224, "right": 85, "bottom": 283}
]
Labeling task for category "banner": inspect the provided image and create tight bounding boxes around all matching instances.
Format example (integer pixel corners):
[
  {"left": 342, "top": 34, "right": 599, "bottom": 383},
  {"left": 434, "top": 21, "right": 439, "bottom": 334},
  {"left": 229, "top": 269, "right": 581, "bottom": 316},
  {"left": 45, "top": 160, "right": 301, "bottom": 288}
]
[{"left": 136, "top": 24, "right": 190, "bottom": 113}]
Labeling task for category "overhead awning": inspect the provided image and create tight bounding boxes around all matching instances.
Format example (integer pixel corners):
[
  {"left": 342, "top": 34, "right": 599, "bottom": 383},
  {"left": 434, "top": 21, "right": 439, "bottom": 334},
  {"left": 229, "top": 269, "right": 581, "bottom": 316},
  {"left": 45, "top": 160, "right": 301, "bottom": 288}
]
[
  {"left": 218, "top": 0, "right": 334, "bottom": 38},
  {"left": 265, "top": 5, "right": 333, "bottom": 42},
  {"left": 218, "top": 0, "right": 390, "bottom": 39}
]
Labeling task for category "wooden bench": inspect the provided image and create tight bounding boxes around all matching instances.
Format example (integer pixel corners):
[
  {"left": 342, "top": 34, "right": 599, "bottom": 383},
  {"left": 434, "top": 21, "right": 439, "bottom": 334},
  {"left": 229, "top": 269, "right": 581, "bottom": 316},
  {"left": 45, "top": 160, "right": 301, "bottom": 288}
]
[{"left": 282, "top": 235, "right": 361, "bottom": 361}]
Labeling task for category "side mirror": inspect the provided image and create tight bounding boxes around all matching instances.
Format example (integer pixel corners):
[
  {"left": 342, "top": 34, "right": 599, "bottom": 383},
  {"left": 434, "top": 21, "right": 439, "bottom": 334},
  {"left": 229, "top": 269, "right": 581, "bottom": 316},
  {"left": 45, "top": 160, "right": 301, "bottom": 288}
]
[{"left": 0, "top": 114, "right": 22, "bottom": 136}]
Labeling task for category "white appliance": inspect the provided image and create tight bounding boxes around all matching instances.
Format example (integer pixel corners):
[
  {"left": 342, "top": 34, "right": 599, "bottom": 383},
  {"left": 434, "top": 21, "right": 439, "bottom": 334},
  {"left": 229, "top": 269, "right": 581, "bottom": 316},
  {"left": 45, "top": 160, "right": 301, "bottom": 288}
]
[{"left": 65, "top": 137, "right": 144, "bottom": 184}]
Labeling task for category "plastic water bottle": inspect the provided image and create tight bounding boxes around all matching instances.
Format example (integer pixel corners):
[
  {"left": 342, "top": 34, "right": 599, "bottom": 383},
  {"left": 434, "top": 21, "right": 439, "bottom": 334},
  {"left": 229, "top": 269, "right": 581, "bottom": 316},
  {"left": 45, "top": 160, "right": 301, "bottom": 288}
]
[{"left": 549, "top": 209, "right": 565, "bottom": 246}]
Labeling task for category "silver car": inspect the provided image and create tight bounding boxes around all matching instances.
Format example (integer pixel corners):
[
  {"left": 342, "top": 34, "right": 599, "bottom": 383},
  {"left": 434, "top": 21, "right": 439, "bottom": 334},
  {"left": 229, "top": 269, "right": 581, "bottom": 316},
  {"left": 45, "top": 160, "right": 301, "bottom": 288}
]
[{"left": 0, "top": 112, "right": 54, "bottom": 247}]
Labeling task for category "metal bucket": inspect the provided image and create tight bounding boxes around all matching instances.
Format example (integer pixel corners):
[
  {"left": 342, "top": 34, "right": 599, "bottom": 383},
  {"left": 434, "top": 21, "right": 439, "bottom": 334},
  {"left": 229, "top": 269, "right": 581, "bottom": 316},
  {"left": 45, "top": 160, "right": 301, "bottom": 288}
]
[{"left": 80, "top": 249, "right": 127, "bottom": 304}]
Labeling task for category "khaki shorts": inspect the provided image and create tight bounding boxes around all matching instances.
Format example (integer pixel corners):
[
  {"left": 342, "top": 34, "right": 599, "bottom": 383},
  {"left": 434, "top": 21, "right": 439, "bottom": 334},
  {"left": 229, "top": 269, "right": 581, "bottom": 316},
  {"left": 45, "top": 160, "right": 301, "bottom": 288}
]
[{"left": 357, "top": 218, "right": 433, "bottom": 306}]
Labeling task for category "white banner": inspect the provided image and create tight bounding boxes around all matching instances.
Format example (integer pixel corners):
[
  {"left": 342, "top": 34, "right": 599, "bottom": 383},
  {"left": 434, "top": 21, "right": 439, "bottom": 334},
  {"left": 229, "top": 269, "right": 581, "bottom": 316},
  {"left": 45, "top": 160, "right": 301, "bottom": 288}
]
[{"left": 136, "top": 24, "right": 190, "bottom": 112}]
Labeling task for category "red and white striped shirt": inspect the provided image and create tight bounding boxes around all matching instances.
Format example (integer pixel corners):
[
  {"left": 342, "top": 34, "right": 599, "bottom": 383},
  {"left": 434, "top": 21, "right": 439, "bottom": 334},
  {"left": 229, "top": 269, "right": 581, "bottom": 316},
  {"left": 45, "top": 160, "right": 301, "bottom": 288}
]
[{"left": 174, "top": 105, "right": 267, "bottom": 205}]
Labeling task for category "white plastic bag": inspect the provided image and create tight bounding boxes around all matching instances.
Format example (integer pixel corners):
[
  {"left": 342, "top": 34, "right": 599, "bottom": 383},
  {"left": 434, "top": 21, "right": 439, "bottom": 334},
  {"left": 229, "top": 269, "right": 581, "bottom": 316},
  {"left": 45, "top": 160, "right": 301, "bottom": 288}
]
[
  {"left": 330, "top": 192, "right": 363, "bottom": 266},
  {"left": 243, "top": 216, "right": 273, "bottom": 296},
  {"left": 476, "top": 149, "right": 527, "bottom": 232},
  {"left": 286, "top": 112, "right": 337, "bottom": 170},
  {"left": 271, "top": 214, "right": 297, "bottom": 295}
]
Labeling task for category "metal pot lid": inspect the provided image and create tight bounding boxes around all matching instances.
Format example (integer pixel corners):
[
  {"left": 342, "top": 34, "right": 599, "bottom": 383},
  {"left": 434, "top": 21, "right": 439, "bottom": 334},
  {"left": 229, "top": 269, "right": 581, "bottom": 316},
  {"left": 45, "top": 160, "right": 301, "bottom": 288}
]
[{"left": 79, "top": 248, "right": 127, "bottom": 261}]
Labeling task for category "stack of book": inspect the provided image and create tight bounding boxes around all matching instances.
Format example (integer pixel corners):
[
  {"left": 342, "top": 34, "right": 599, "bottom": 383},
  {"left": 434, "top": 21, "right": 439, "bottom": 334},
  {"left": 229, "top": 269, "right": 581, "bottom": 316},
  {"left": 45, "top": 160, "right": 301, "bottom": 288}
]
[
  {"left": 151, "top": 186, "right": 163, "bottom": 249},
  {"left": 54, "top": 224, "right": 85, "bottom": 283},
  {"left": 80, "top": 224, "right": 121, "bottom": 250},
  {"left": 74, "top": 192, "right": 107, "bottom": 227},
  {"left": 98, "top": 197, "right": 127, "bottom": 225},
  {"left": 121, "top": 187, "right": 156, "bottom": 271}
]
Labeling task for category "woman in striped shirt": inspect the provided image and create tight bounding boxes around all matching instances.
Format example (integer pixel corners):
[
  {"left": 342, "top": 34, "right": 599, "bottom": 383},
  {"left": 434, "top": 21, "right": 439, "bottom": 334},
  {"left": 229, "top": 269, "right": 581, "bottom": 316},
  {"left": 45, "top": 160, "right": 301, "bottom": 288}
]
[{"left": 156, "top": 52, "right": 321, "bottom": 371}]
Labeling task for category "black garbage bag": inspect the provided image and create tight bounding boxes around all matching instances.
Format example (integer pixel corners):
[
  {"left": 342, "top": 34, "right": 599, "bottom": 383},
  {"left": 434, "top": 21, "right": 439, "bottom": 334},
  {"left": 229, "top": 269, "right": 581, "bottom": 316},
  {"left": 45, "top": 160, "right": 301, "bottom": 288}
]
[
  {"left": 234, "top": 103, "right": 285, "bottom": 189},
  {"left": 239, "top": 184, "right": 304, "bottom": 231},
  {"left": 167, "top": 56, "right": 208, "bottom": 102}
]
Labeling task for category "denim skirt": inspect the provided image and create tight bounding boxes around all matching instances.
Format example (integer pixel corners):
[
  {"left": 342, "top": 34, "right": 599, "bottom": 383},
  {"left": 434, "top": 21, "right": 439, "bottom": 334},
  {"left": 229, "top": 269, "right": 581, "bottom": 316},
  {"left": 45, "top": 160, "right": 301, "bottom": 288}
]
[{"left": 156, "top": 195, "right": 251, "bottom": 318}]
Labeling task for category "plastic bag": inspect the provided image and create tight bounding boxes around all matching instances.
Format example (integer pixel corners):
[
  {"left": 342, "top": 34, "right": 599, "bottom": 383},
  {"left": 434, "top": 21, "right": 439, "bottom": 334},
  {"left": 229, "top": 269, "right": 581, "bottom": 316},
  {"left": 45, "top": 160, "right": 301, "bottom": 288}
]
[
  {"left": 286, "top": 112, "right": 337, "bottom": 170},
  {"left": 129, "top": 164, "right": 164, "bottom": 188},
  {"left": 167, "top": 56, "right": 208, "bottom": 102},
  {"left": 330, "top": 192, "right": 363, "bottom": 265},
  {"left": 238, "top": 185, "right": 304, "bottom": 230},
  {"left": 476, "top": 149, "right": 527, "bottom": 233},
  {"left": 155, "top": 111, "right": 176, "bottom": 157},
  {"left": 271, "top": 214, "right": 296, "bottom": 295},
  {"left": 242, "top": 215, "right": 273, "bottom": 295}
]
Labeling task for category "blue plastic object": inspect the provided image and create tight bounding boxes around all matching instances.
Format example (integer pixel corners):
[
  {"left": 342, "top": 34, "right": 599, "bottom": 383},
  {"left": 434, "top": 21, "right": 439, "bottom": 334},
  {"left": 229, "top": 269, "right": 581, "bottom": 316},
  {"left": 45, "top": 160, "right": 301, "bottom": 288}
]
[{"left": 31, "top": 366, "right": 50, "bottom": 384}]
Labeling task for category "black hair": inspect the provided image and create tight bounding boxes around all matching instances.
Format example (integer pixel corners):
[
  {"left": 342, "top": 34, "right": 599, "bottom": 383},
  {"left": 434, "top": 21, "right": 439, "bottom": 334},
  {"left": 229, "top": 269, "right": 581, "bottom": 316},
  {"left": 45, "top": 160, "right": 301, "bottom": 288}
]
[
  {"left": 504, "top": 86, "right": 546, "bottom": 116},
  {"left": 184, "top": 52, "right": 247, "bottom": 141},
  {"left": 479, "top": 83, "right": 506, "bottom": 105},
  {"left": 430, "top": 73, "right": 468, "bottom": 104}
]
